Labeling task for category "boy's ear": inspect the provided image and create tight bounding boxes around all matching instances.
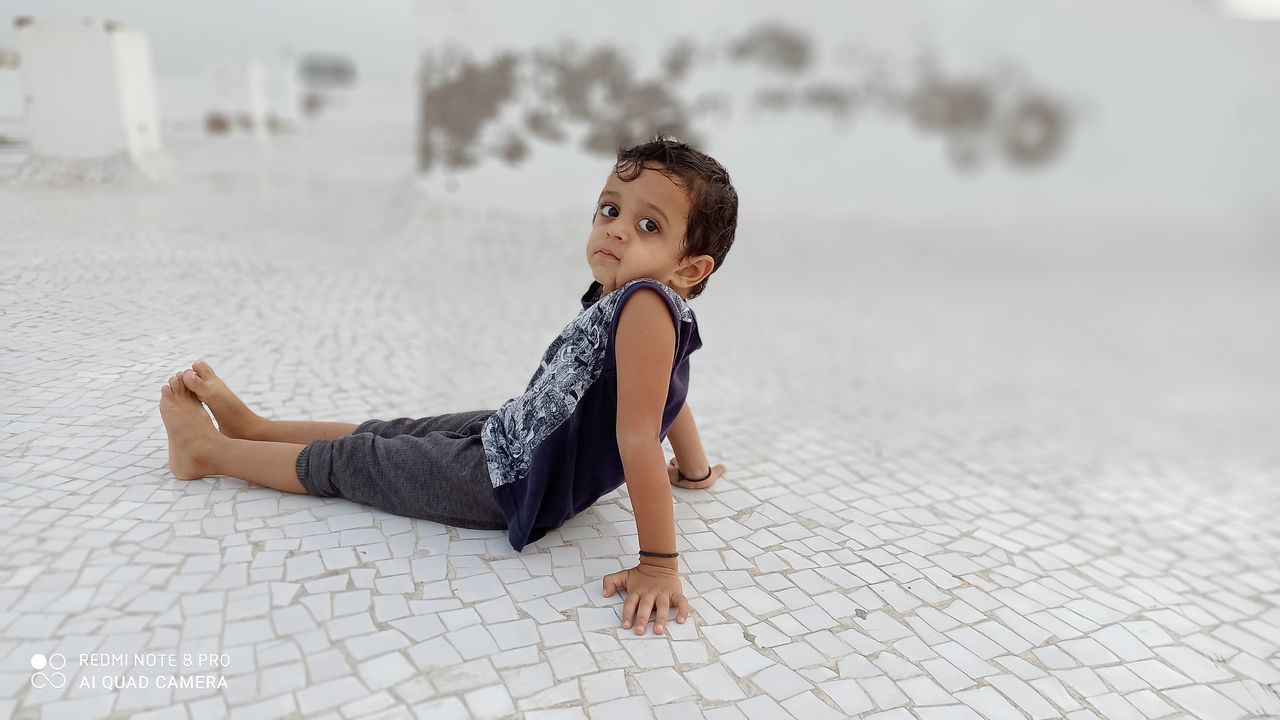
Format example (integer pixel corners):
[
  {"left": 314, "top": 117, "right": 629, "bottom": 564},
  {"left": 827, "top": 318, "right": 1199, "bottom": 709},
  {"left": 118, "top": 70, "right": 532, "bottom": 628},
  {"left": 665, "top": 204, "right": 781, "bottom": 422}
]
[{"left": 678, "top": 255, "right": 715, "bottom": 288}]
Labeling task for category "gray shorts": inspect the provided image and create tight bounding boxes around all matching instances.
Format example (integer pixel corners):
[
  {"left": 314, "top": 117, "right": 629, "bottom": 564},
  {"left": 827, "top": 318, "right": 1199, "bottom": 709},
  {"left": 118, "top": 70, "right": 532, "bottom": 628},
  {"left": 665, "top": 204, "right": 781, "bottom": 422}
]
[{"left": 294, "top": 409, "right": 507, "bottom": 530}]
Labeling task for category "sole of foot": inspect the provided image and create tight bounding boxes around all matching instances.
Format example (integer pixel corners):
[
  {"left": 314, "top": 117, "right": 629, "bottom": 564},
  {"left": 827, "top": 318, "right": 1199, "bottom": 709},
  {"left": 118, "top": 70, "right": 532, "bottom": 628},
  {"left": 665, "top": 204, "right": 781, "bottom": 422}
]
[
  {"left": 180, "top": 360, "right": 262, "bottom": 439},
  {"left": 159, "top": 372, "right": 222, "bottom": 480}
]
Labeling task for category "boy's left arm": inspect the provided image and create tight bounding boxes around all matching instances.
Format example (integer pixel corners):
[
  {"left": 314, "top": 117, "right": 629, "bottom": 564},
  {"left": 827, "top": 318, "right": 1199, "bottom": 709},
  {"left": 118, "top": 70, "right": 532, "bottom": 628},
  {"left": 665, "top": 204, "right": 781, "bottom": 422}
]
[{"left": 601, "top": 289, "right": 691, "bottom": 636}]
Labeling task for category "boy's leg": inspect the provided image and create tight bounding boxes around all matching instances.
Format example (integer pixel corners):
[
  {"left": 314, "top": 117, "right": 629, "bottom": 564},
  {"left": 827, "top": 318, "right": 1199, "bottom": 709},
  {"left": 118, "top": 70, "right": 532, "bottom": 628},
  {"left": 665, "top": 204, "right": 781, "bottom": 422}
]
[
  {"left": 170, "top": 397, "right": 505, "bottom": 527},
  {"left": 180, "top": 360, "right": 492, "bottom": 446},
  {"left": 179, "top": 362, "right": 359, "bottom": 444},
  {"left": 293, "top": 417, "right": 506, "bottom": 529},
  {"left": 241, "top": 415, "right": 463, "bottom": 446},
  {"left": 238, "top": 411, "right": 496, "bottom": 446},
  {"left": 248, "top": 419, "right": 360, "bottom": 445},
  {"left": 205, "top": 436, "right": 310, "bottom": 494},
  {"left": 318, "top": 411, "right": 496, "bottom": 441},
  {"left": 160, "top": 375, "right": 308, "bottom": 494}
]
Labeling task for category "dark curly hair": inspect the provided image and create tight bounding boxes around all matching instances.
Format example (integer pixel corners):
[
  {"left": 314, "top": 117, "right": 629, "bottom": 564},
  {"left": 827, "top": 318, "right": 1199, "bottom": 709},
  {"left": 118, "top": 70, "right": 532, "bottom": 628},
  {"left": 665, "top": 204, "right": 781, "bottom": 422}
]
[{"left": 612, "top": 135, "right": 738, "bottom": 300}]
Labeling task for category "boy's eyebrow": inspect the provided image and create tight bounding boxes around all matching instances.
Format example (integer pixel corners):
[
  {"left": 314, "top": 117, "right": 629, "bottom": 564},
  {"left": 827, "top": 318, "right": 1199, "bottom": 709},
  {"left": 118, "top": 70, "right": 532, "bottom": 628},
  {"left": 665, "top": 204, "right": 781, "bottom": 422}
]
[{"left": 599, "top": 190, "right": 671, "bottom": 227}]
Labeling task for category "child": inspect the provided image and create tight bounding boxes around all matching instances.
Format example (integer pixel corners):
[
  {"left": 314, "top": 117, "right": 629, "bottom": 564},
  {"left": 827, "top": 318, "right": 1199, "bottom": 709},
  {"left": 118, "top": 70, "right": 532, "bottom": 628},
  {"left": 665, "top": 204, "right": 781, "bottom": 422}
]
[{"left": 158, "top": 135, "right": 737, "bottom": 637}]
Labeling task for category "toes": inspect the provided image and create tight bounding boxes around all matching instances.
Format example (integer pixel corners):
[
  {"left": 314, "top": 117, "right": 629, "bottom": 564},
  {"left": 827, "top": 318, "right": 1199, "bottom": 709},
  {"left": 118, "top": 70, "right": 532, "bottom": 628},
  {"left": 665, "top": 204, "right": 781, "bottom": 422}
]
[
  {"left": 170, "top": 374, "right": 195, "bottom": 399},
  {"left": 181, "top": 369, "right": 202, "bottom": 392},
  {"left": 193, "top": 359, "right": 215, "bottom": 379}
]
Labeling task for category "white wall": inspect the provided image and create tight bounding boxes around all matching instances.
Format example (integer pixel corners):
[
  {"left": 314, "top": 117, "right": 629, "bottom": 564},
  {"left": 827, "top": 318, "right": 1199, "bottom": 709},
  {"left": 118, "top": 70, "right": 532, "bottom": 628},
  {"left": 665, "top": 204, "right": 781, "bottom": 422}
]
[
  {"left": 113, "top": 29, "right": 162, "bottom": 156},
  {"left": 15, "top": 17, "right": 162, "bottom": 161},
  {"left": 17, "top": 19, "right": 127, "bottom": 158}
]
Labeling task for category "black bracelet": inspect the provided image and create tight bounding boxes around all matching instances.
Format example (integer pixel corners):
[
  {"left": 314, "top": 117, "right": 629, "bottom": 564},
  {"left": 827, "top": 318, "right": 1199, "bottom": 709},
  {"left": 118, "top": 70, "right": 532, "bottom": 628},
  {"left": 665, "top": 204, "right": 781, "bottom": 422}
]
[
  {"left": 677, "top": 465, "right": 713, "bottom": 483},
  {"left": 639, "top": 550, "right": 679, "bottom": 558}
]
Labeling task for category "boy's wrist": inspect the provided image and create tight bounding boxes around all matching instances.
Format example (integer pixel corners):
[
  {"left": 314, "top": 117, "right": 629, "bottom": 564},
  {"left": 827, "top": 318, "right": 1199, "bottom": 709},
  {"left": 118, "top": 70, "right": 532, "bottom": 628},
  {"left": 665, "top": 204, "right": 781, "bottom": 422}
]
[
  {"left": 679, "top": 465, "right": 712, "bottom": 482},
  {"left": 670, "top": 457, "right": 711, "bottom": 481},
  {"left": 638, "top": 554, "right": 679, "bottom": 572}
]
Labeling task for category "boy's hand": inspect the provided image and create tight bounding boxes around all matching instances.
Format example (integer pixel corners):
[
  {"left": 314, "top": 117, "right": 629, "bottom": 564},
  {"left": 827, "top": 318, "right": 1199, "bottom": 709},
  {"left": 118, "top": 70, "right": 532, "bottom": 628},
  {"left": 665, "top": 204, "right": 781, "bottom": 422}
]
[{"left": 602, "top": 562, "right": 690, "bottom": 635}]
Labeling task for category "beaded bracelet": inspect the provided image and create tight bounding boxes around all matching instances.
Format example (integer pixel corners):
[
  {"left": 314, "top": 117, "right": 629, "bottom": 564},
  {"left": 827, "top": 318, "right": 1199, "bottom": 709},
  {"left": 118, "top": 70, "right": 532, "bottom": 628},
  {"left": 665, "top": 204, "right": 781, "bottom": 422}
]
[{"left": 638, "top": 550, "right": 679, "bottom": 558}]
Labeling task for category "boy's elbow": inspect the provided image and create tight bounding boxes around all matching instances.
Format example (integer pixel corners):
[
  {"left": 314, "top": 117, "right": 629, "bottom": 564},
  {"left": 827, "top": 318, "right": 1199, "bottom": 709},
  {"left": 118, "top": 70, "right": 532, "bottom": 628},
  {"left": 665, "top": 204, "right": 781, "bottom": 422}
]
[{"left": 616, "top": 430, "right": 662, "bottom": 456}]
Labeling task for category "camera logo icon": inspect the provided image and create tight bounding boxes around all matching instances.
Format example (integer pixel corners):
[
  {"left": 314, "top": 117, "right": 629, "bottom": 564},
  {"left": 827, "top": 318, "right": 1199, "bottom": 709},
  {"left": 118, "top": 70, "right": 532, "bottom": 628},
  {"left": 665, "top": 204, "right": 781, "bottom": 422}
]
[{"left": 30, "top": 653, "right": 67, "bottom": 689}]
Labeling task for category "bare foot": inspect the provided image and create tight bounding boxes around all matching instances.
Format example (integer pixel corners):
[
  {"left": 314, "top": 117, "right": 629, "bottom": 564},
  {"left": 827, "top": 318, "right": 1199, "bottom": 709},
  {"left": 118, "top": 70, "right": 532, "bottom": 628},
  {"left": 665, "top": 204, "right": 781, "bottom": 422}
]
[
  {"left": 179, "top": 360, "right": 262, "bottom": 439},
  {"left": 159, "top": 372, "right": 223, "bottom": 480}
]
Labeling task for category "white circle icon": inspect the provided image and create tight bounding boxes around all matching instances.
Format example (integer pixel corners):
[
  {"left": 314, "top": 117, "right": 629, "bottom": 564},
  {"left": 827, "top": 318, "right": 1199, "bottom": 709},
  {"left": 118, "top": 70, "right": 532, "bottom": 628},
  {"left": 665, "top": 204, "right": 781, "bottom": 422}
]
[{"left": 30, "top": 653, "right": 67, "bottom": 689}]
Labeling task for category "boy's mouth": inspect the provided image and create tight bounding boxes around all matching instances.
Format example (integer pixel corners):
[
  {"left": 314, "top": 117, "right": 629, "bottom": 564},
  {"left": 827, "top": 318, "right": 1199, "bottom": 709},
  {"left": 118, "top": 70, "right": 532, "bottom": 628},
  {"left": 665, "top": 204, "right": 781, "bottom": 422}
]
[{"left": 596, "top": 249, "right": 620, "bottom": 260}]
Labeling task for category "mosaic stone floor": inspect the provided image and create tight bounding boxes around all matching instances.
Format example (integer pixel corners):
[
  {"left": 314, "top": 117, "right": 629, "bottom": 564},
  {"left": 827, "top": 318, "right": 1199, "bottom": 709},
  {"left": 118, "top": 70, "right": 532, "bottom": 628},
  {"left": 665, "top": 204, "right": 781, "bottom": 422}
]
[{"left": 2, "top": 136, "right": 1279, "bottom": 719}]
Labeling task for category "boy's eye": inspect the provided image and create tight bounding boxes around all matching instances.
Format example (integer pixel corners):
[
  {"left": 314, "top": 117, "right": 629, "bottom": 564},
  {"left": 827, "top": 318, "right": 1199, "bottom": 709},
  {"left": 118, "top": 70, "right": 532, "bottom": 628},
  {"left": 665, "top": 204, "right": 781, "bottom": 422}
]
[{"left": 598, "top": 203, "right": 660, "bottom": 234}]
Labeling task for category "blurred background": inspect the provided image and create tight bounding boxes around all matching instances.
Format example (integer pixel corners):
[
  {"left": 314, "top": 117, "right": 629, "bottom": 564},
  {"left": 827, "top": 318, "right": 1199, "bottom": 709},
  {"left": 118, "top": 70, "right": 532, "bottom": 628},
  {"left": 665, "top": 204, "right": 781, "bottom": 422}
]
[
  {"left": 4, "top": 6, "right": 1280, "bottom": 717},
  {"left": 3, "top": 0, "right": 1278, "bottom": 219},
  {"left": 1, "top": 0, "right": 1277, "bottom": 467}
]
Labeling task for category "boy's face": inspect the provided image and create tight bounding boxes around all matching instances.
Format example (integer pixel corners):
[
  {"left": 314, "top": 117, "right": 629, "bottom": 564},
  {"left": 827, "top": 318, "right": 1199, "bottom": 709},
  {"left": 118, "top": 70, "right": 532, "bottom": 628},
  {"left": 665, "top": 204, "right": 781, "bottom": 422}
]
[{"left": 587, "top": 162, "right": 710, "bottom": 300}]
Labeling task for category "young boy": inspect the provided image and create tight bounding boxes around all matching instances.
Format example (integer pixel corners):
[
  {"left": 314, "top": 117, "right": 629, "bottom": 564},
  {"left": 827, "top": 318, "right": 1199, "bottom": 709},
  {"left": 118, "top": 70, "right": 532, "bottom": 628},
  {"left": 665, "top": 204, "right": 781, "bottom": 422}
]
[{"left": 158, "top": 135, "right": 737, "bottom": 637}]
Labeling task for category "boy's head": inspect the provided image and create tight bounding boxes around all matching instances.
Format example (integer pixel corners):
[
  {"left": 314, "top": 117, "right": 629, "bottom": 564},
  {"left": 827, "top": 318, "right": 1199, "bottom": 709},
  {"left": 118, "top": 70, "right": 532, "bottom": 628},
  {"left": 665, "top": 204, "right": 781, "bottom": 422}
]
[{"left": 588, "top": 135, "right": 737, "bottom": 301}]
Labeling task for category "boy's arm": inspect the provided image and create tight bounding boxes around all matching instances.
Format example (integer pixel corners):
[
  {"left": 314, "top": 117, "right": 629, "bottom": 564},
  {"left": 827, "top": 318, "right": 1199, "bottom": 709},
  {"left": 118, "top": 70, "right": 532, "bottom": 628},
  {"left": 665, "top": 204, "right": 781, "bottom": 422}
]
[
  {"left": 666, "top": 402, "right": 710, "bottom": 478},
  {"left": 602, "top": 288, "right": 690, "bottom": 636}
]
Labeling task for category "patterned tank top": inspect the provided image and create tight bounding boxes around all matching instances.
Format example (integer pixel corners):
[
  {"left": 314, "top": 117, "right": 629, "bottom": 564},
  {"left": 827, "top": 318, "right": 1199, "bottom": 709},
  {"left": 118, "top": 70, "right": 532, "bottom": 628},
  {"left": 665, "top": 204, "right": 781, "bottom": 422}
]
[{"left": 481, "top": 277, "right": 703, "bottom": 551}]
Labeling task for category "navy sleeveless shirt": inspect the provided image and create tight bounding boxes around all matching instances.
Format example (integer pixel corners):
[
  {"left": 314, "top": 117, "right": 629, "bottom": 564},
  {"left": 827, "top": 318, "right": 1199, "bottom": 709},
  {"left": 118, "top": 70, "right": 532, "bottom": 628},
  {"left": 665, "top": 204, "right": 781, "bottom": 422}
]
[{"left": 480, "top": 277, "right": 703, "bottom": 551}]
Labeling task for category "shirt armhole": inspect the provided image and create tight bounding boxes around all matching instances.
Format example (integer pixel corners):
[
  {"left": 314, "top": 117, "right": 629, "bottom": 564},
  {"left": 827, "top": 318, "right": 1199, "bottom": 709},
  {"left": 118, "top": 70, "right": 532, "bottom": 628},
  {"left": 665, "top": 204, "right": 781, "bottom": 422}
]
[{"left": 606, "top": 281, "right": 682, "bottom": 371}]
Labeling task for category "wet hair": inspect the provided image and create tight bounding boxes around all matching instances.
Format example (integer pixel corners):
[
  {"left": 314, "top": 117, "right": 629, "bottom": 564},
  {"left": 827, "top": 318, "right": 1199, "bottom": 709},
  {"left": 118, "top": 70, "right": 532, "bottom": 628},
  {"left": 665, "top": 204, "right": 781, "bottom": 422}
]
[{"left": 612, "top": 135, "right": 738, "bottom": 300}]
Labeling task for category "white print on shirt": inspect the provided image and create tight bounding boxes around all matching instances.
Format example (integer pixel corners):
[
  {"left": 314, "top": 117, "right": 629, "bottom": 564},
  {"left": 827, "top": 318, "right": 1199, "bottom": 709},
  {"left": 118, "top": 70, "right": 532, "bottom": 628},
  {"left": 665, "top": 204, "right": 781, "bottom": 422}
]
[{"left": 481, "top": 278, "right": 694, "bottom": 489}]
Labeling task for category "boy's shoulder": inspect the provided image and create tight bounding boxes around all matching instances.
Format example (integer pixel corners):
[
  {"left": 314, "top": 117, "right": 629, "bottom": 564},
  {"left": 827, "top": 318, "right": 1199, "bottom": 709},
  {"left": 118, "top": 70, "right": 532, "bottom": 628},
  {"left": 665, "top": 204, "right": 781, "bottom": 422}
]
[{"left": 605, "top": 278, "right": 702, "bottom": 364}]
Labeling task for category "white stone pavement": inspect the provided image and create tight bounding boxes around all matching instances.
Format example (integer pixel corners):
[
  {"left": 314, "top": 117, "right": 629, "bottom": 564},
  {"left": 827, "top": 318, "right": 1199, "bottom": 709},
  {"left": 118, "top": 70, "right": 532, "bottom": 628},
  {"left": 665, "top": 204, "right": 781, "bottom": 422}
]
[{"left": 2, "top": 136, "right": 1279, "bottom": 719}]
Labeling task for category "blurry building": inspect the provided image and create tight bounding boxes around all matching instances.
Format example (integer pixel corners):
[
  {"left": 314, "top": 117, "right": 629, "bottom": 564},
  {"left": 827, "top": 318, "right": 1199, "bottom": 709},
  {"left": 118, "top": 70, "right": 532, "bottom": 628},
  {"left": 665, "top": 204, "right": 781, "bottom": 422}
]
[{"left": 13, "top": 16, "right": 167, "bottom": 181}]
